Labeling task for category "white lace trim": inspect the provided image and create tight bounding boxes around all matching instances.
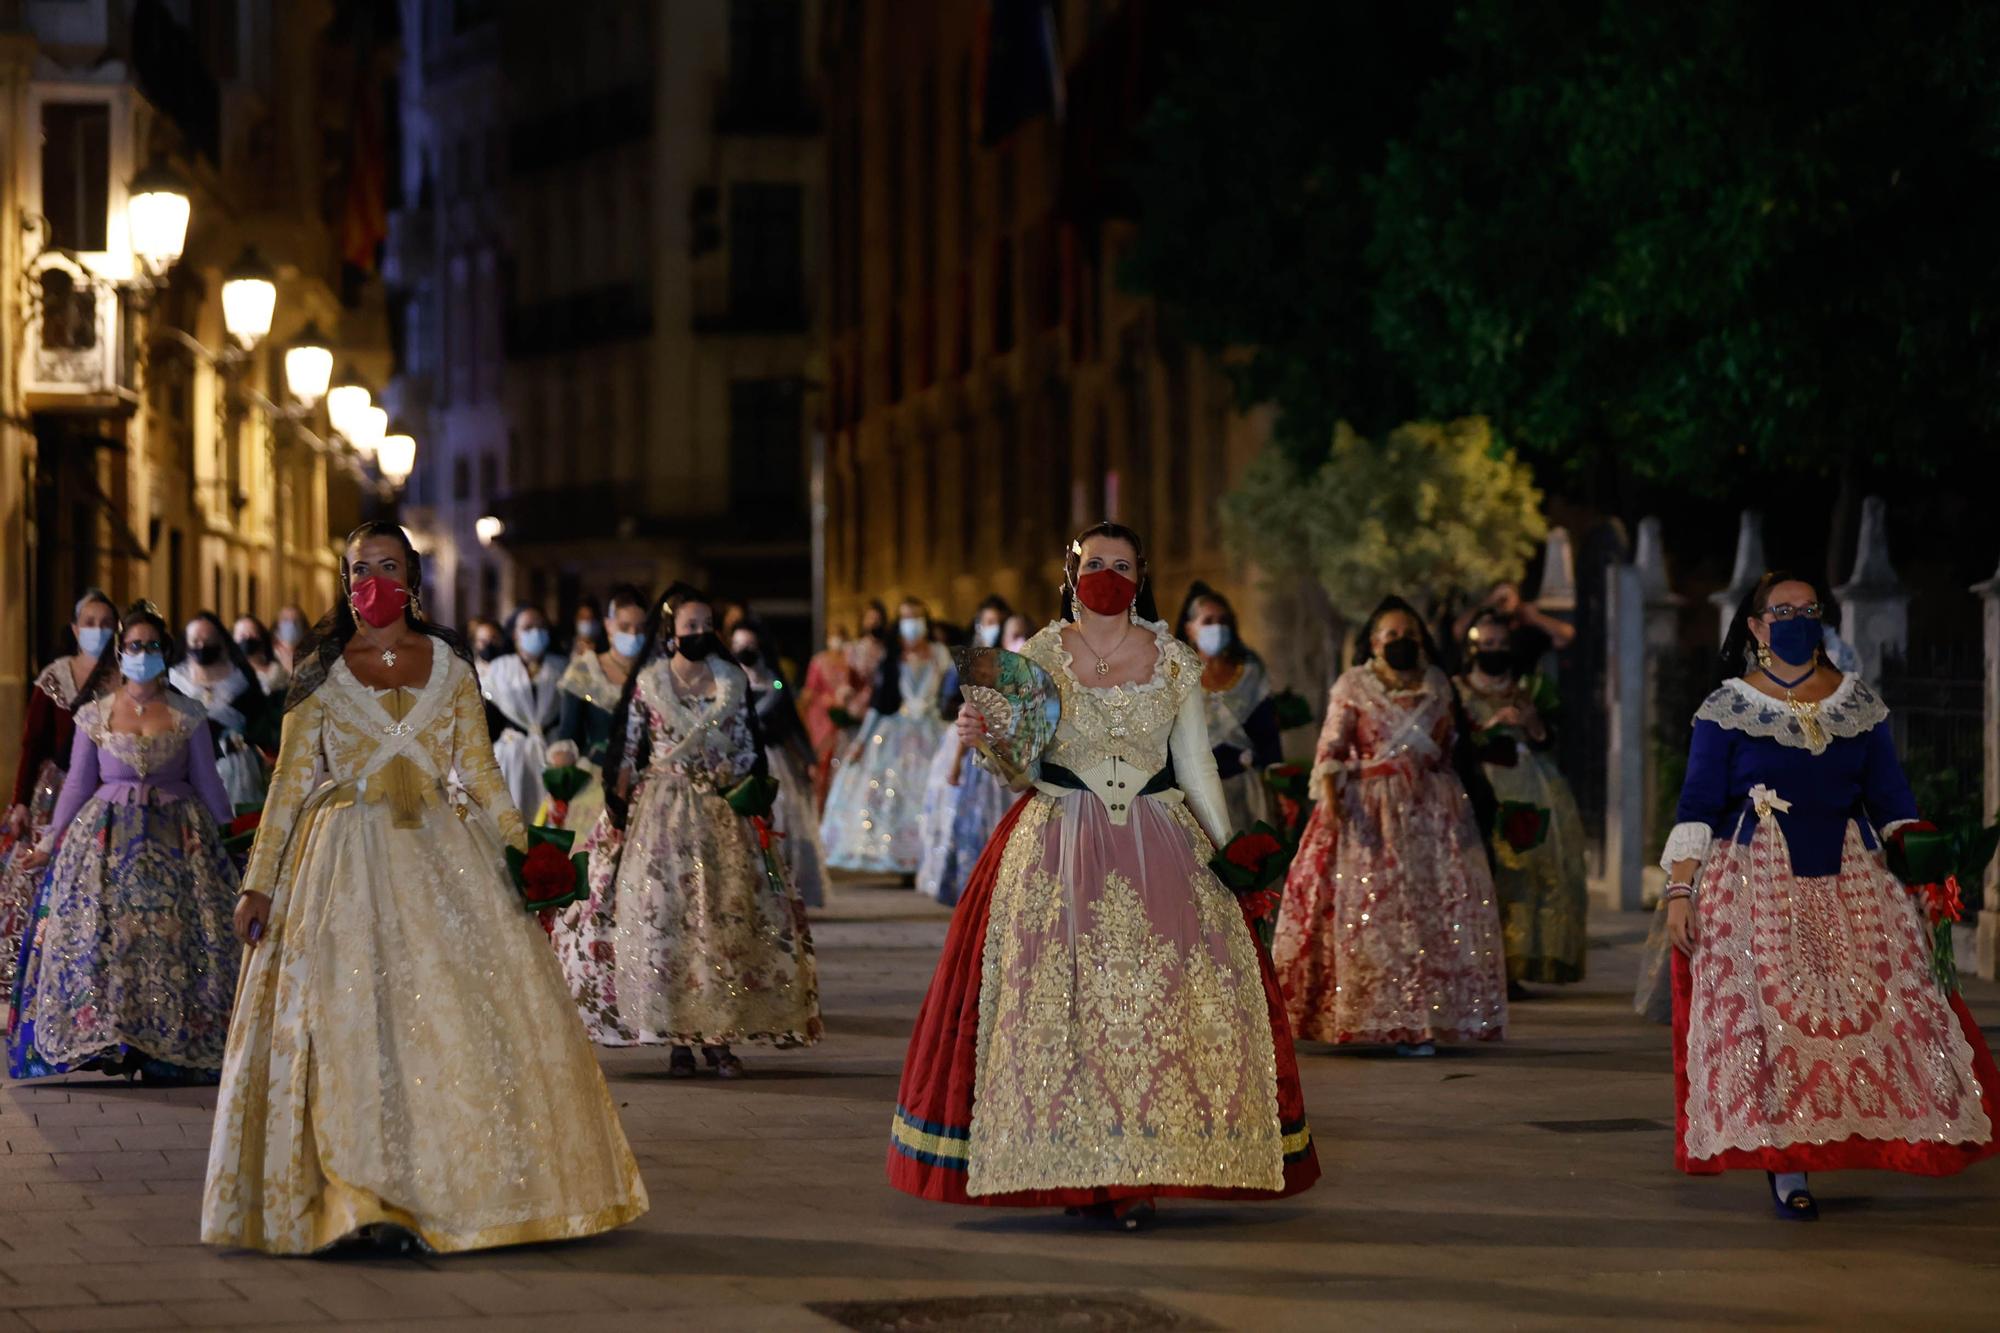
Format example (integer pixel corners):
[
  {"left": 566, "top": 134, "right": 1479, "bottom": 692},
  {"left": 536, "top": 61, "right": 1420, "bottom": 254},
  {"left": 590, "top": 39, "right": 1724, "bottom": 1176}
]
[
  {"left": 1878, "top": 817, "right": 1920, "bottom": 842},
  {"left": 1658, "top": 820, "right": 1714, "bottom": 873},
  {"left": 1692, "top": 676, "right": 1886, "bottom": 749},
  {"left": 1040, "top": 617, "right": 1176, "bottom": 697}
]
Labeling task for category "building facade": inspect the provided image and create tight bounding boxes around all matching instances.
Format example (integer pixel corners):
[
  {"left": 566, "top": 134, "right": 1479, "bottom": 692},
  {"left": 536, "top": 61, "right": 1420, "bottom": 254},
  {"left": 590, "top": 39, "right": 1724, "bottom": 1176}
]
[
  {"left": 818, "top": 0, "right": 1277, "bottom": 648},
  {"left": 389, "top": 0, "right": 825, "bottom": 653},
  {"left": 2, "top": 0, "right": 391, "bottom": 784}
]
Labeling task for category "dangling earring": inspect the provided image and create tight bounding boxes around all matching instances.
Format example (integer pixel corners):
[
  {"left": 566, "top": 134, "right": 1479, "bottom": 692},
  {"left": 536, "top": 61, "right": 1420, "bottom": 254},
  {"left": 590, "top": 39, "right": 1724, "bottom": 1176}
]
[
  {"left": 410, "top": 587, "right": 426, "bottom": 622},
  {"left": 1754, "top": 641, "right": 1772, "bottom": 670}
]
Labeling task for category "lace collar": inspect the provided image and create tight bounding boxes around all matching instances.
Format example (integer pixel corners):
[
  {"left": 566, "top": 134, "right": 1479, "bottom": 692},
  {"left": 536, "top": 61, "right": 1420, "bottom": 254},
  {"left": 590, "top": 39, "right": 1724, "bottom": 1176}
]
[
  {"left": 558, "top": 650, "right": 626, "bottom": 706},
  {"left": 33, "top": 658, "right": 84, "bottom": 707},
  {"left": 169, "top": 662, "right": 253, "bottom": 709},
  {"left": 1037, "top": 617, "right": 1178, "bottom": 698},
  {"left": 1695, "top": 675, "right": 1886, "bottom": 748}
]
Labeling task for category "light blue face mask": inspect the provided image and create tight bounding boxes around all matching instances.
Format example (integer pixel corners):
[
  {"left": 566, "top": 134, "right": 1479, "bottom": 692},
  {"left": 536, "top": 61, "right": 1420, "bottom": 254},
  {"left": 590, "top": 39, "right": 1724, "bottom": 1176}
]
[
  {"left": 517, "top": 627, "right": 550, "bottom": 658},
  {"left": 975, "top": 622, "right": 1002, "bottom": 647},
  {"left": 611, "top": 630, "right": 648, "bottom": 659},
  {"left": 120, "top": 648, "right": 166, "bottom": 683},
  {"left": 898, "top": 617, "right": 927, "bottom": 644},
  {"left": 76, "top": 625, "right": 115, "bottom": 658},
  {"left": 1194, "top": 623, "right": 1233, "bottom": 656}
]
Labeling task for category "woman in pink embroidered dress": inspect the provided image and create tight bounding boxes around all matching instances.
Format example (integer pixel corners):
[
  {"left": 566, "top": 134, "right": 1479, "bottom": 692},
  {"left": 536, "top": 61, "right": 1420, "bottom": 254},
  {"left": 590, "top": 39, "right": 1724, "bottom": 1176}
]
[{"left": 1272, "top": 596, "right": 1507, "bottom": 1055}]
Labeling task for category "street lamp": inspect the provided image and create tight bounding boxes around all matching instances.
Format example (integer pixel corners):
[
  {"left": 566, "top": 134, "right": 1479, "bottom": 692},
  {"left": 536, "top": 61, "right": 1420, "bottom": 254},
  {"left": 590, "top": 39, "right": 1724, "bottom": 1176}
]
[
  {"left": 127, "top": 159, "right": 191, "bottom": 276},
  {"left": 377, "top": 428, "right": 417, "bottom": 486},
  {"left": 327, "top": 374, "right": 372, "bottom": 438},
  {"left": 283, "top": 321, "right": 334, "bottom": 403},
  {"left": 221, "top": 247, "right": 277, "bottom": 347},
  {"left": 475, "top": 515, "right": 505, "bottom": 546},
  {"left": 345, "top": 404, "right": 387, "bottom": 460}
]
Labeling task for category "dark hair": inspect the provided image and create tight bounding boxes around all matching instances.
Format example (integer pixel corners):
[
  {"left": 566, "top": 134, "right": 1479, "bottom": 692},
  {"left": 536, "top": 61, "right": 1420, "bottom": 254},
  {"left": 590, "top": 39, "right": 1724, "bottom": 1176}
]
[
  {"left": 184, "top": 611, "right": 269, "bottom": 712},
  {"left": 72, "top": 600, "right": 177, "bottom": 710},
  {"left": 1718, "top": 569, "right": 1840, "bottom": 688},
  {"left": 1352, "top": 595, "right": 1442, "bottom": 669},
  {"left": 601, "top": 582, "right": 712, "bottom": 829},
  {"left": 232, "top": 612, "right": 274, "bottom": 661},
  {"left": 1061, "top": 521, "right": 1161, "bottom": 622},
  {"left": 606, "top": 583, "right": 648, "bottom": 615},
  {"left": 287, "top": 520, "right": 474, "bottom": 711},
  {"left": 972, "top": 594, "right": 1013, "bottom": 628},
  {"left": 574, "top": 595, "right": 603, "bottom": 617},
  {"left": 1175, "top": 580, "right": 1251, "bottom": 666},
  {"left": 861, "top": 598, "right": 889, "bottom": 634}
]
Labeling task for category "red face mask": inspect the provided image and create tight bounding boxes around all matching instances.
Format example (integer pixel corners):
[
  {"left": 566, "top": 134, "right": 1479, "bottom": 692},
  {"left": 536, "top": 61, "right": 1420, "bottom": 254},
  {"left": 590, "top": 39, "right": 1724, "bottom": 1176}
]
[
  {"left": 350, "top": 575, "right": 411, "bottom": 628},
  {"left": 1074, "top": 568, "right": 1139, "bottom": 617}
]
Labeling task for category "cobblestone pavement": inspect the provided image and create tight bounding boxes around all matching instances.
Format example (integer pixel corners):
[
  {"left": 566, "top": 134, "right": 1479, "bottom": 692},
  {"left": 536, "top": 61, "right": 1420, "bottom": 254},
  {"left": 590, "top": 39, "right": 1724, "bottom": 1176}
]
[{"left": 4, "top": 880, "right": 1998, "bottom": 1331}]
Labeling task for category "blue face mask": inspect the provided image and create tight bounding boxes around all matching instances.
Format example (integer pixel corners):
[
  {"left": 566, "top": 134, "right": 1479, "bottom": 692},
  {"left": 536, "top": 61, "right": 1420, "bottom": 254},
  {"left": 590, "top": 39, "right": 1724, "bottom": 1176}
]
[
  {"left": 1765, "top": 617, "right": 1822, "bottom": 666},
  {"left": 76, "top": 626, "right": 114, "bottom": 657},
  {"left": 517, "top": 627, "right": 550, "bottom": 658},
  {"left": 975, "top": 622, "right": 1002, "bottom": 647},
  {"left": 1194, "top": 623, "right": 1232, "bottom": 657},
  {"left": 898, "top": 617, "right": 927, "bottom": 644},
  {"left": 611, "top": 630, "right": 648, "bottom": 659},
  {"left": 120, "top": 648, "right": 166, "bottom": 683}
]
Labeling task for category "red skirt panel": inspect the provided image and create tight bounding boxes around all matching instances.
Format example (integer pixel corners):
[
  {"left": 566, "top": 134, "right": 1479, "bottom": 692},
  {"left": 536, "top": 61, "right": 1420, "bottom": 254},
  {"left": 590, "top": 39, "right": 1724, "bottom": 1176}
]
[{"left": 887, "top": 793, "right": 1320, "bottom": 1206}]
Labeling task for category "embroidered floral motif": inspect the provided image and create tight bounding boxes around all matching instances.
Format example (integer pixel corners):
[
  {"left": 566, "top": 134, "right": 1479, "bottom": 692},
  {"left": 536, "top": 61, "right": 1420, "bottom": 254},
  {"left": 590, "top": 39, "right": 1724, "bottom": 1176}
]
[{"left": 1023, "top": 619, "right": 1197, "bottom": 780}]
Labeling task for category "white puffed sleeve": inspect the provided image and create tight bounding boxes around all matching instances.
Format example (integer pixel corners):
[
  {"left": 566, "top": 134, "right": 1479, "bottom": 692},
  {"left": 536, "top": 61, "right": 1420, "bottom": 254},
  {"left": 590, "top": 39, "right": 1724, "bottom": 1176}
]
[{"left": 1170, "top": 683, "right": 1232, "bottom": 849}]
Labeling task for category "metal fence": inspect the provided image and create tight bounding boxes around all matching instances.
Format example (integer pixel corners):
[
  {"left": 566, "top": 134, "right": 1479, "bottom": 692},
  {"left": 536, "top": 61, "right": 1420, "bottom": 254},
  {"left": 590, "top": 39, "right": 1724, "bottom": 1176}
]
[{"left": 1877, "top": 643, "right": 1986, "bottom": 823}]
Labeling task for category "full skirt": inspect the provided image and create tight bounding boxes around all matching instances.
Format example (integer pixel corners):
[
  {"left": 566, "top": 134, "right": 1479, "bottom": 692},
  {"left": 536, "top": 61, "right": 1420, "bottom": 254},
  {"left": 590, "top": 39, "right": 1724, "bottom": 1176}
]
[
  {"left": 1672, "top": 821, "right": 1999, "bottom": 1175},
  {"left": 494, "top": 730, "right": 550, "bottom": 820},
  {"left": 1484, "top": 751, "right": 1588, "bottom": 983},
  {"left": 558, "top": 781, "right": 821, "bottom": 1048},
  {"left": 1272, "top": 767, "right": 1508, "bottom": 1045},
  {"left": 770, "top": 747, "right": 826, "bottom": 909},
  {"left": 200, "top": 794, "right": 648, "bottom": 1254},
  {"left": 820, "top": 711, "right": 943, "bottom": 874},
  {"left": 913, "top": 736, "right": 1010, "bottom": 908},
  {"left": 9, "top": 793, "right": 240, "bottom": 1078},
  {"left": 0, "top": 758, "right": 62, "bottom": 1006},
  {"left": 888, "top": 791, "right": 1319, "bottom": 1205}
]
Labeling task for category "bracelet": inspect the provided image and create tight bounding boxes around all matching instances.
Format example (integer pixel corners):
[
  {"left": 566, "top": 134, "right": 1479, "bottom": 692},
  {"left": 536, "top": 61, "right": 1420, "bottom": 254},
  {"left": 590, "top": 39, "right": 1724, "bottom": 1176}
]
[{"left": 1661, "top": 883, "right": 1696, "bottom": 903}]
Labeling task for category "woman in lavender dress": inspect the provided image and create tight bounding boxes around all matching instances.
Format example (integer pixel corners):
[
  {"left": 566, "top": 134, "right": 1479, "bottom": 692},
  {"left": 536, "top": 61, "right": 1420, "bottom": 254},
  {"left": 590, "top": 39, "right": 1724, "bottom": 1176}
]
[{"left": 7, "top": 602, "right": 241, "bottom": 1081}]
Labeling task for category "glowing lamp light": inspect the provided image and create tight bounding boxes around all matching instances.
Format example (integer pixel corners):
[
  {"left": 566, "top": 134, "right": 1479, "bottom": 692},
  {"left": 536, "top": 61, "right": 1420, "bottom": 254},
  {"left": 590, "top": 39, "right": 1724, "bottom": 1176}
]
[
  {"left": 475, "top": 515, "right": 505, "bottom": 546},
  {"left": 221, "top": 247, "right": 278, "bottom": 346},
  {"left": 377, "top": 431, "right": 417, "bottom": 485},
  {"left": 283, "top": 322, "right": 334, "bottom": 403},
  {"left": 347, "top": 405, "right": 388, "bottom": 459},
  {"left": 327, "top": 378, "right": 372, "bottom": 438},
  {"left": 127, "top": 159, "right": 191, "bottom": 273}
]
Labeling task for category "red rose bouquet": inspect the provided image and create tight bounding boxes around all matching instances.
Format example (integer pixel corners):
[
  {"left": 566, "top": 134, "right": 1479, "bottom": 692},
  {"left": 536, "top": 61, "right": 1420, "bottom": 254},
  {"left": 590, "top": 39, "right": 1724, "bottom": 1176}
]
[
  {"left": 1209, "top": 821, "right": 1296, "bottom": 949},
  {"left": 220, "top": 807, "right": 264, "bottom": 863},
  {"left": 506, "top": 825, "right": 588, "bottom": 914},
  {"left": 1495, "top": 801, "right": 1550, "bottom": 852},
  {"left": 1887, "top": 819, "right": 1999, "bottom": 993},
  {"left": 1261, "top": 764, "right": 1315, "bottom": 842},
  {"left": 540, "top": 764, "right": 594, "bottom": 829}
]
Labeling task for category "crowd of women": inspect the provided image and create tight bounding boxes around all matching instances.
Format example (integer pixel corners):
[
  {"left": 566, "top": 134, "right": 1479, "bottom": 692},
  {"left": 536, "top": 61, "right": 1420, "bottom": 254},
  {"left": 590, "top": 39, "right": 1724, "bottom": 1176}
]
[{"left": 0, "top": 517, "right": 1991, "bottom": 1255}]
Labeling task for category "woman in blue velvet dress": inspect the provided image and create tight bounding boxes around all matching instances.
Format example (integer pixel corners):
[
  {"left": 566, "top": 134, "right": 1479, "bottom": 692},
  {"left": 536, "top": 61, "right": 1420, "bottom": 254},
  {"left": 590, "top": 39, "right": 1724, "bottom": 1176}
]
[{"left": 1662, "top": 571, "right": 1998, "bottom": 1221}]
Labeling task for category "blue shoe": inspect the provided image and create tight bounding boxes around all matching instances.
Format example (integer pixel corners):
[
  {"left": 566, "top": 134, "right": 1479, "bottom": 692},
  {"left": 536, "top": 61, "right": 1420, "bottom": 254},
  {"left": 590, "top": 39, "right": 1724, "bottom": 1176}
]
[{"left": 1768, "top": 1172, "right": 1818, "bottom": 1221}]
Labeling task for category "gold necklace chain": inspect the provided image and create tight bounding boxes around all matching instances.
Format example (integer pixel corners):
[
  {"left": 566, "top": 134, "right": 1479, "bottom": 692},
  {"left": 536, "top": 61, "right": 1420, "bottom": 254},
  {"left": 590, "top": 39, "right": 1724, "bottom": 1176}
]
[{"left": 1075, "top": 619, "right": 1132, "bottom": 677}]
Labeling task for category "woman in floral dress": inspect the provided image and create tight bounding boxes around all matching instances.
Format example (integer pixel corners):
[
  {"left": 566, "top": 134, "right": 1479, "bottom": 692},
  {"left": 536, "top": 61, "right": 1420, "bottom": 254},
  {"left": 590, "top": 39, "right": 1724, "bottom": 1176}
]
[
  {"left": 557, "top": 583, "right": 821, "bottom": 1078},
  {"left": 1272, "top": 596, "right": 1507, "bottom": 1055}
]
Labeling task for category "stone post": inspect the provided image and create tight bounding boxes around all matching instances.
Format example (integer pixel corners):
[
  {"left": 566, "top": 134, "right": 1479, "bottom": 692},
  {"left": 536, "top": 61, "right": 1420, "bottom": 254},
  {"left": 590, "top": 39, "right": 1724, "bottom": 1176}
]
[
  {"left": 1710, "top": 510, "right": 1765, "bottom": 645},
  {"left": 1974, "top": 555, "right": 2000, "bottom": 980},
  {"left": 1535, "top": 526, "right": 1577, "bottom": 613},
  {"left": 1604, "top": 562, "right": 1648, "bottom": 911},
  {"left": 1833, "top": 496, "right": 1909, "bottom": 683},
  {"left": 1634, "top": 518, "right": 1683, "bottom": 855}
]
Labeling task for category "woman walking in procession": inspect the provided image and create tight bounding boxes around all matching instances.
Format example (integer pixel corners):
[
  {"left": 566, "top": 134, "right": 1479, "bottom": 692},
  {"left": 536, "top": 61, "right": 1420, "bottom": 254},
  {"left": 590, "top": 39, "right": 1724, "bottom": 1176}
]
[
  {"left": 202, "top": 522, "right": 646, "bottom": 1254},
  {"left": 484, "top": 605, "right": 568, "bottom": 817},
  {"left": 9, "top": 603, "right": 241, "bottom": 1082},
  {"left": 1663, "top": 571, "right": 1998, "bottom": 1220},
  {"left": 1272, "top": 596, "right": 1507, "bottom": 1055},
  {"left": 1178, "top": 582, "right": 1284, "bottom": 835},
  {"left": 889, "top": 522, "right": 1317, "bottom": 1228},
  {"left": 1, "top": 589, "right": 117, "bottom": 1003},
  {"left": 555, "top": 583, "right": 821, "bottom": 1078},
  {"left": 913, "top": 597, "right": 1021, "bottom": 908},
  {"left": 1455, "top": 610, "right": 1588, "bottom": 991},
  {"left": 731, "top": 616, "right": 827, "bottom": 909},
  {"left": 173, "top": 611, "right": 275, "bottom": 810},
  {"left": 543, "top": 584, "right": 651, "bottom": 835}
]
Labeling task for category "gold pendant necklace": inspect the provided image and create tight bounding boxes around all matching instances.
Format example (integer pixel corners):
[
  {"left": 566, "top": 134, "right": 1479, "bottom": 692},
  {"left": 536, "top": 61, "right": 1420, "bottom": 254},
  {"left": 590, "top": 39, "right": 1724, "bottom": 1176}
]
[{"left": 1077, "top": 621, "right": 1130, "bottom": 677}]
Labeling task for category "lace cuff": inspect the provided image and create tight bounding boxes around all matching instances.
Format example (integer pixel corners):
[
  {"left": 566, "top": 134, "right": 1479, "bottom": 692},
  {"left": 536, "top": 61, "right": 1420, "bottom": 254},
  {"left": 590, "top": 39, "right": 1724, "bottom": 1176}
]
[
  {"left": 1878, "top": 818, "right": 1920, "bottom": 843},
  {"left": 1309, "top": 757, "right": 1344, "bottom": 792},
  {"left": 1658, "top": 821, "right": 1713, "bottom": 873}
]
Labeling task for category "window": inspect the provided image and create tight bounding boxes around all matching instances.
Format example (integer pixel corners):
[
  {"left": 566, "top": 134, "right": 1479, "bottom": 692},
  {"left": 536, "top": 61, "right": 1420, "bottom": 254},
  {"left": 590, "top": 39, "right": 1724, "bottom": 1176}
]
[
  {"left": 41, "top": 102, "right": 110, "bottom": 252},
  {"left": 728, "top": 183, "right": 802, "bottom": 325},
  {"left": 729, "top": 379, "right": 803, "bottom": 513},
  {"left": 453, "top": 456, "right": 471, "bottom": 501}
]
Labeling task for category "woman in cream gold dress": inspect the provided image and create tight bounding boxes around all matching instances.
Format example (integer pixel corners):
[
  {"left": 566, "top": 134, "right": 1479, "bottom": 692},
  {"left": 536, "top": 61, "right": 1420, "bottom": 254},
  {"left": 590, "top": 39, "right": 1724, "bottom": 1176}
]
[
  {"left": 202, "top": 522, "right": 647, "bottom": 1255},
  {"left": 889, "top": 522, "right": 1317, "bottom": 1228}
]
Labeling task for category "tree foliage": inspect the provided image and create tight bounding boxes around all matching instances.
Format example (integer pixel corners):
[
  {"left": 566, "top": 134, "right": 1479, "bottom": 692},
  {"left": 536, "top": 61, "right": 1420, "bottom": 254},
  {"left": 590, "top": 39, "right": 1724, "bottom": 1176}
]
[{"left": 1222, "top": 417, "right": 1547, "bottom": 621}]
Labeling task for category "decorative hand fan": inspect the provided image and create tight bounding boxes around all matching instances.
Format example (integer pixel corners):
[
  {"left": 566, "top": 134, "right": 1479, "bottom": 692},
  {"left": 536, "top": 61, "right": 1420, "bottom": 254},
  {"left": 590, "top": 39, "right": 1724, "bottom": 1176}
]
[{"left": 952, "top": 646, "right": 1060, "bottom": 786}]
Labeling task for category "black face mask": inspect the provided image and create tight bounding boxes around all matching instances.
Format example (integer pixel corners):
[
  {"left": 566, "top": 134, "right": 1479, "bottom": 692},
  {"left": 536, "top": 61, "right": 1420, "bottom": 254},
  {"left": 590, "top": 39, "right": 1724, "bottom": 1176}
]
[
  {"left": 237, "top": 637, "right": 268, "bottom": 659},
  {"left": 1380, "top": 638, "right": 1421, "bottom": 672},
  {"left": 190, "top": 642, "right": 223, "bottom": 667},
  {"left": 1473, "top": 650, "right": 1514, "bottom": 677},
  {"left": 735, "top": 648, "right": 761, "bottom": 668},
  {"left": 675, "top": 632, "right": 720, "bottom": 662},
  {"left": 477, "top": 642, "right": 507, "bottom": 662},
  {"left": 866, "top": 622, "right": 889, "bottom": 642}
]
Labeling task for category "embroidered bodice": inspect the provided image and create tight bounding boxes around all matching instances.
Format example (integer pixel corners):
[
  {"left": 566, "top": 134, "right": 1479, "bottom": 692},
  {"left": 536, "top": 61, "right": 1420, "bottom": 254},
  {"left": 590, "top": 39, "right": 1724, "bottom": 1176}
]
[
  {"left": 1311, "top": 665, "right": 1457, "bottom": 787},
  {"left": 558, "top": 651, "right": 621, "bottom": 711},
  {"left": 891, "top": 643, "right": 952, "bottom": 720},
  {"left": 44, "top": 692, "right": 232, "bottom": 846},
  {"left": 1661, "top": 676, "right": 1916, "bottom": 879},
  {"left": 1019, "top": 619, "right": 1231, "bottom": 845},
  {"left": 238, "top": 649, "right": 525, "bottom": 902},
  {"left": 633, "top": 658, "right": 760, "bottom": 790},
  {"left": 170, "top": 663, "right": 256, "bottom": 736},
  {"left": 1201, "top": 655, "right": 1269, "bottom": 750},
  {"left": 11, "top": 659, "right": 86, "bottom": 806}
]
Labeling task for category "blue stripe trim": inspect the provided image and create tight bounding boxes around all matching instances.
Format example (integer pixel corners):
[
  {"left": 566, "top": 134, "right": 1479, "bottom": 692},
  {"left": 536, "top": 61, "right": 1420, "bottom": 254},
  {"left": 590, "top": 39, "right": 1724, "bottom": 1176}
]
[
  {"left": 890, "top": 1137, "right": 970, "bottom": 1171},
  {"left": 894, "top": 1104, "right": 970, "bottom": 1141}
]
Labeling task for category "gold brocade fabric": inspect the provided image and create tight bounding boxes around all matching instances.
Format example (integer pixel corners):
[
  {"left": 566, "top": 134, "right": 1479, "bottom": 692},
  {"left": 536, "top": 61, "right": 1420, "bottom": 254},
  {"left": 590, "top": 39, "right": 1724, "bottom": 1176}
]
[
  {"left": 965, "top": 656, "right": 1287, "bottom": 1197},
  {"left": 200, "top": 650, "right": 648, "bottom": 1255},
  {"left": 1024, "top": 620, "right": 1194, "bottom": 779}
]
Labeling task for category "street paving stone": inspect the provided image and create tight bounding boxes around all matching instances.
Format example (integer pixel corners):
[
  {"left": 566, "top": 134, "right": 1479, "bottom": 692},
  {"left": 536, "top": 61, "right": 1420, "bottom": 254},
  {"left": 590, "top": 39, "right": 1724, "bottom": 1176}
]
[{"left": 3, "top": 879, "right": 1998, "bottom": 1331}]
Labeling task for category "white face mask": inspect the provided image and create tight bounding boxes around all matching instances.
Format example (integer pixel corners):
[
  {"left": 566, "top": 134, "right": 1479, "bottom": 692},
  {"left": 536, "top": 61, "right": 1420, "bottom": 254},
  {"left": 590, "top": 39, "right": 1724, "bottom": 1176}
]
[
  {"left": 274, "top": 620, "right": 304, "bottom": 646},
  {"left": 76, "top": 625, "right": 115, "bottom": 657},
  {"left": 611, "top": 630, "right": 648, "bottom": 659},
  {"left": 975, "top": 622, "right": 1002, "bottom": 648},
  {"left": 1194, "top": 623, "right": 1232, "bottom": 656},
  {"left": 517, "top": 627, "right": 550, "bottom": 658},
  {"left": 898, "top": 617, "right": 927, "bottom": 644}
]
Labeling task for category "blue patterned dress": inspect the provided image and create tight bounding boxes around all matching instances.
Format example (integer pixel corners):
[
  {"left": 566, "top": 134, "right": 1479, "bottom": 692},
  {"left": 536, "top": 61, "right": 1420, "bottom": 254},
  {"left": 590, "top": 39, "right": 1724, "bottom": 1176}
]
[
  {"left": 820, "top": 643, "right": 951, "bottom": 875},
  {"left": 8, "top": 692, "right": 241, "bottom": 1079}
]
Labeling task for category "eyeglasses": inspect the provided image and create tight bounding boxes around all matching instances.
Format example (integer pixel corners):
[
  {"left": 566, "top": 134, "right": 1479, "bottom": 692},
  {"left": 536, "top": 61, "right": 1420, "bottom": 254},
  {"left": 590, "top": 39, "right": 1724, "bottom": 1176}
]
[
  {"left": 1761, "top": 602, "right": 1822, "bottom": 622},
  {"left": 121, "top": 641, "right": 166, "bottom": 655}
]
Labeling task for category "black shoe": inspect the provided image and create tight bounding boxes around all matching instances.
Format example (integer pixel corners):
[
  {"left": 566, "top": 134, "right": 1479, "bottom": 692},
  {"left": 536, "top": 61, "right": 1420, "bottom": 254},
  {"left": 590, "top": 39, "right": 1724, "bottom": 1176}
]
[
  {"left": 1767, "top": 1172, "right": 1819, "bottom": 1222},
  {"left": 667, "top": 1046, "right": 699, "bottom": 1079}
]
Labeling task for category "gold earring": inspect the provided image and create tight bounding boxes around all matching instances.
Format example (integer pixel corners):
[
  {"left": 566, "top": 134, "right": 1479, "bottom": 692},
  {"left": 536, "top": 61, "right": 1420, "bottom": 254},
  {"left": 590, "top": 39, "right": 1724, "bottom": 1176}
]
[
  {"left": 410, "top": 588, "right": 426, "bottom": 622},
  {"left": 1755, "top": 642, "right": 1772, "bottom": 668}
]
